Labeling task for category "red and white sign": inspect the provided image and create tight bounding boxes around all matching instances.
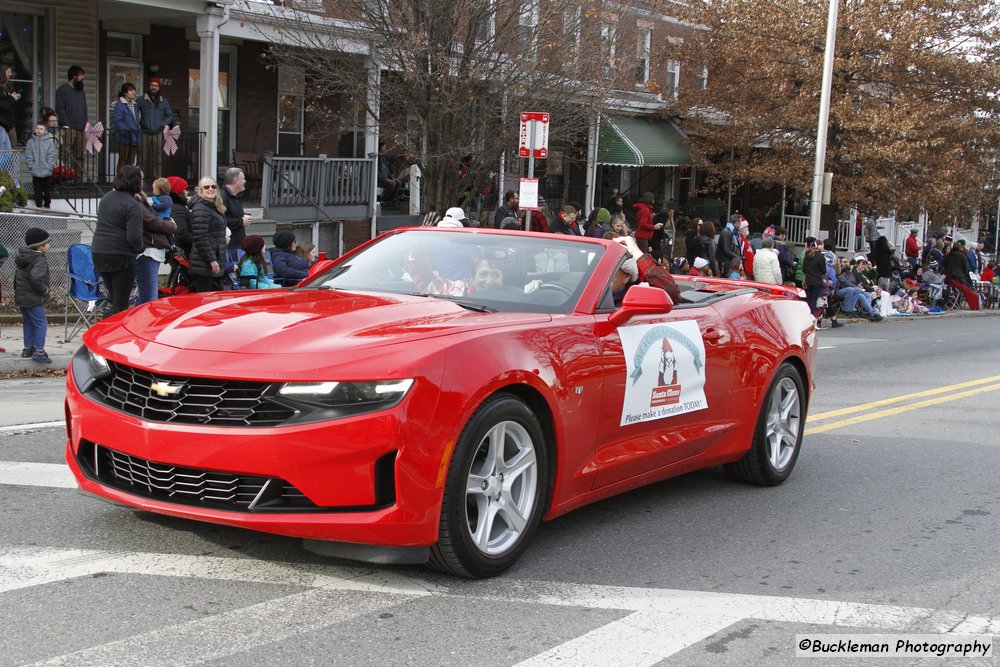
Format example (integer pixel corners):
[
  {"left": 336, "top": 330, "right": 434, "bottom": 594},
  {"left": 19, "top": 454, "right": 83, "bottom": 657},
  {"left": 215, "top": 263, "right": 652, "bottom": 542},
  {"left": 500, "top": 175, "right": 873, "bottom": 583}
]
[{"left": 519, "top": 112, "right": 549, "bottom": 159}]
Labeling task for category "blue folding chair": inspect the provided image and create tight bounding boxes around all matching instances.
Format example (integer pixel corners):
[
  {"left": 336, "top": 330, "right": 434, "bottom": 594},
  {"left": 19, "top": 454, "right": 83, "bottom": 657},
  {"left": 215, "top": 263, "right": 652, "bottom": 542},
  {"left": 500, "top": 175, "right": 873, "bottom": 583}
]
[{"left": 64, "top": 244, "right": 109, "bottom": 342}]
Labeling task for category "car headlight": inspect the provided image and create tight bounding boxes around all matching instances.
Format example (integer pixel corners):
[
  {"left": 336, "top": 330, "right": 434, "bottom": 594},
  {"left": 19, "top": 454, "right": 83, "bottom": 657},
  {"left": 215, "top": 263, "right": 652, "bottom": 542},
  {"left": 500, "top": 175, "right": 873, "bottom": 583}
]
[
  {"left": 72, "top": 346, "right": 113, "bottom": 393},
  {"left": 272, "top": 379, "right": 414, "bottom": 422}
]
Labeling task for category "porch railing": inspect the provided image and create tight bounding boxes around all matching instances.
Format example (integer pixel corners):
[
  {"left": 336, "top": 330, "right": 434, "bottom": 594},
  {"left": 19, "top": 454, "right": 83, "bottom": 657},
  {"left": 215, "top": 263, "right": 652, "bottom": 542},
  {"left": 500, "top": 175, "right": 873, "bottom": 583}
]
[
  {"left": 261, "top": 155, "right": 374, "bottom": 212},
  {"left": 0, "top": 129, "right": 203, "bottom": 218},
  {"left": 782, "top": 215, "right": 810, "bottom": 244},
  {"left": 782, "top": 214, "right": 856, "bottom": 251}
]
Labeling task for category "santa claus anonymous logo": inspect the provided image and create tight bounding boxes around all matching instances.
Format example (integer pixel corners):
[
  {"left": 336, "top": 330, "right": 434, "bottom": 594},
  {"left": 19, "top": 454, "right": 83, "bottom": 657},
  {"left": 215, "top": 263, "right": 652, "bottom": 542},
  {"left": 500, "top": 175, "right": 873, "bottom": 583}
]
[{"left": 619, "top": 322, "right": 709, "bottom": 426}]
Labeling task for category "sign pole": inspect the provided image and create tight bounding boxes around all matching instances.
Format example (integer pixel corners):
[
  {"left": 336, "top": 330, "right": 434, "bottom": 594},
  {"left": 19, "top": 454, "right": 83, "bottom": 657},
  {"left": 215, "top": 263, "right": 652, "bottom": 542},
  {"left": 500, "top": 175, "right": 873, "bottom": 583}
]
[{"left": 526, "top": 121, "right": 536, "bottom": 232}]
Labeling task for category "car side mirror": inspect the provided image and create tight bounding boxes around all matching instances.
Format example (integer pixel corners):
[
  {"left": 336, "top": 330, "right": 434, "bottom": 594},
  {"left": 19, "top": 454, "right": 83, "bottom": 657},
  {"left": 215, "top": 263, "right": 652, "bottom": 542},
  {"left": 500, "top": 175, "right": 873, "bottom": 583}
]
[
  {"left": 307, "top": 258, "right": 336, "bottom": 278},
  {"left": 609, "top": 285, "right": 673, "bottom": 326}
]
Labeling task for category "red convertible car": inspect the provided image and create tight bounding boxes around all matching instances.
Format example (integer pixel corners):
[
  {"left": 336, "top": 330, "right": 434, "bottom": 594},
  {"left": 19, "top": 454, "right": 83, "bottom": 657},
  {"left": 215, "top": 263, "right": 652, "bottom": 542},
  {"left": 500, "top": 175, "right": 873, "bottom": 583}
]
[{"left": 65, "top": 228, "right": 816, "bottom": 577}]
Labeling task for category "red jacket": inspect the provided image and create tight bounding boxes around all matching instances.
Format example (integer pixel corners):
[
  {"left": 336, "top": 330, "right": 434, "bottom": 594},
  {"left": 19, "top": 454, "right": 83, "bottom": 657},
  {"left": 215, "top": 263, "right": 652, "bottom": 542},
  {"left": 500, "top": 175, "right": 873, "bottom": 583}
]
[
  {"left": 633, "top": 202, "right": 655, "bottom": 240},
  {"left": 740, "top": 235, "right": 755, "bottom": 279},
  {"left": 904, "top": 234, "right": 920, "bottom": 259}
]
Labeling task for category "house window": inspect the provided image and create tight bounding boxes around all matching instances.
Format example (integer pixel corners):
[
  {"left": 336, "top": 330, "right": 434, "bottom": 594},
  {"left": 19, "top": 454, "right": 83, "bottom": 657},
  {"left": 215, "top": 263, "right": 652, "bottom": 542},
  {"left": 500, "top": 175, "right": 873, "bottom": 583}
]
[
  {"left": 277, "top": 66, "right": 304, "bottom": 156},
  {"left": 665, "top": 59, "right": 680, "bottom": 99},
  {"left": 518, "top": 0, "right": 539, "bottom": 59},
  {"left": 696, "top": 66, "right": 708, "bottom": 91},
  {"left": 564, "top": 4, "right": 581, "bottom": 62},
  {"left": 1, "top": 10, "right": 48, "bottom": 142},
  {"left": 474, "top": 0, "right": 496, "bottom": 43},
  {"left": 600, "top": 23, "right": 616, "bottom": 80},
  {"left": 636, "top": 28, "right": 651, "bottom": 86}
]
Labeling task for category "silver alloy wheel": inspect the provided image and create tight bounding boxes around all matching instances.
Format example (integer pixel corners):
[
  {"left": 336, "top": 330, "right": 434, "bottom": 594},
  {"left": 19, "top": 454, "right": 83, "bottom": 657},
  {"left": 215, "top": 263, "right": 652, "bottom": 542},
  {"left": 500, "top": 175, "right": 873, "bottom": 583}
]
[
  {"left": 464, "top": 420, "right": 539, "bottom": 556},
  {"left": 766, "top": 377, "right": 801, "bottom": 471}
]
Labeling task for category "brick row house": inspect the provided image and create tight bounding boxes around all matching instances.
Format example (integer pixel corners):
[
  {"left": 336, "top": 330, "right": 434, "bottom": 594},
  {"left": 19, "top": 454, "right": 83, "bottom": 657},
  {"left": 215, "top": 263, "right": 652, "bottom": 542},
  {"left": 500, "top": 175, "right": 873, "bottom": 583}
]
[{"left": 1, "top": 0, "right": 724, "bottom": 254}]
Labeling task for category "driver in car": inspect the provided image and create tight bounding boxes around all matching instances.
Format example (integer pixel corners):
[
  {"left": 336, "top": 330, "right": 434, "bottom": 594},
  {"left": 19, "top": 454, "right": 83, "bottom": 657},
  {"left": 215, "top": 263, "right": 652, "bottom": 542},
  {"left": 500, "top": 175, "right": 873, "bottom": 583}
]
[{"left": 470, "top": 258, "right": 504, "bottom": 292}]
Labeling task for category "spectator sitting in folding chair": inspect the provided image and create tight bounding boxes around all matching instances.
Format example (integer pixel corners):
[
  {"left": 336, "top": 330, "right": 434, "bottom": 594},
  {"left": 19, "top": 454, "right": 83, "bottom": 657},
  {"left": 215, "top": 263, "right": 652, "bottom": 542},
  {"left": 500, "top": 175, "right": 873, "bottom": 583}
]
[{"left": 941, "top": 242, "right": 979, "bottom": 310}]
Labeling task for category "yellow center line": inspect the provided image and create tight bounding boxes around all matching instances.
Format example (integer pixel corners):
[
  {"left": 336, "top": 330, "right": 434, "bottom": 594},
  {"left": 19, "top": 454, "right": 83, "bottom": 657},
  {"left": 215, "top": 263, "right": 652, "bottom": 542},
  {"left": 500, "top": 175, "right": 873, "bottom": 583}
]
[
  {"left": 805, "top": 382, "right": 1000, "bottom": 435},
  {"left": 808, "top": 374, "right": 1000, "bottom": 423}
]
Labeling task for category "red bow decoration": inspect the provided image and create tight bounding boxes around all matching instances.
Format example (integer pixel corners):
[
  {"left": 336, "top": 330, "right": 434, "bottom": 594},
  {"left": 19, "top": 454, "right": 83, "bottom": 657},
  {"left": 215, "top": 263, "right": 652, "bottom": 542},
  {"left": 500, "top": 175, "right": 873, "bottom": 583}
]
[
  {"left": 163, "top": 125, "right": 181, "bottom": 156},
  {"left": 84, "top": 121, "right": 104, "bottom": 154}
]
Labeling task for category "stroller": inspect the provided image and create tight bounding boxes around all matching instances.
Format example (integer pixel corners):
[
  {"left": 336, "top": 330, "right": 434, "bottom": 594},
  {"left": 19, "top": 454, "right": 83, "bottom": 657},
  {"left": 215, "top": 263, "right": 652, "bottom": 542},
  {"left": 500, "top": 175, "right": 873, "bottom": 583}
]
[{"left": 161, "top": 246, "right": 192, "bottom": 297}]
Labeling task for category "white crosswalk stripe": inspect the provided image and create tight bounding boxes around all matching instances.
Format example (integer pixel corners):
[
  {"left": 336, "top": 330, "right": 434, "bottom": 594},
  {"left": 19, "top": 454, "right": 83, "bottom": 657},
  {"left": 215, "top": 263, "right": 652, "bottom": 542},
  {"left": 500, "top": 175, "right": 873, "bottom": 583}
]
[
  {"left": 27, "top": 589, "right": 411, "bottom": 667},
  {"left": 0, "top": 544, "right": 996, "bottom": 666},
  {"left": 0, "top": 461, "right": 76, "bottom": 488}
]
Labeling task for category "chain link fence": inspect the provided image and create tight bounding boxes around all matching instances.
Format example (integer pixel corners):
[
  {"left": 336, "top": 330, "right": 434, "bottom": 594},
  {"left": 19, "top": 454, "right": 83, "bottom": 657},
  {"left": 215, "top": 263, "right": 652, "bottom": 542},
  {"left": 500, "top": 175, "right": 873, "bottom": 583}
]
[
  {"left": 1, "top": 211, "right": 85, "bottom": 315},
  {"left": 0, "top": 149, "right": 33, "bottom": 195}
]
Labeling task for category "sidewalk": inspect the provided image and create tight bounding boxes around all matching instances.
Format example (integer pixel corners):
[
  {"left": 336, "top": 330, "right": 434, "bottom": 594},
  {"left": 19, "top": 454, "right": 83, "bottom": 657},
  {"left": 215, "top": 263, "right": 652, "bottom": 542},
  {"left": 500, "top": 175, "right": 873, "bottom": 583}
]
[{"left": 0, "top": 318, "right": 79, "bottom": 375}]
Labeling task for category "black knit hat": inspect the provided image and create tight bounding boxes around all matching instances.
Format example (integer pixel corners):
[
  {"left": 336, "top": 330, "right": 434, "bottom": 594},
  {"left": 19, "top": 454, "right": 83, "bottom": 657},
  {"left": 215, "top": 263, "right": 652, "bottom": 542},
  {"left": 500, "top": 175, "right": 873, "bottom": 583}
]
[
  {"left": 25, "top": 227, "right": 50, "bottom": 248},
  {"left": 273, "top": 230, "right": 296, "bottom": 250}
]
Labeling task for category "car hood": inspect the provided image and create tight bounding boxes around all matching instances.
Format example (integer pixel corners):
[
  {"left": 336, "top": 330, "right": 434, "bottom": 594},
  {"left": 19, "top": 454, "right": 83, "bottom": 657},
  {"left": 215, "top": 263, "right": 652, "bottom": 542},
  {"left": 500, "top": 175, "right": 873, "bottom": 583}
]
[{"left": 119, "top": 289, "right": 551, "bottom": 354}]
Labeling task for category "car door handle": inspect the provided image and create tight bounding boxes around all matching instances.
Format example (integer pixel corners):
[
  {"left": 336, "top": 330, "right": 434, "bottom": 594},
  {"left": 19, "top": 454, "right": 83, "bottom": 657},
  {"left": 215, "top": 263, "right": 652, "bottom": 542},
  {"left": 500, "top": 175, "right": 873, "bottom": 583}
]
[{"left": 703, "top": 328, "right": 724, "bottom": 344}]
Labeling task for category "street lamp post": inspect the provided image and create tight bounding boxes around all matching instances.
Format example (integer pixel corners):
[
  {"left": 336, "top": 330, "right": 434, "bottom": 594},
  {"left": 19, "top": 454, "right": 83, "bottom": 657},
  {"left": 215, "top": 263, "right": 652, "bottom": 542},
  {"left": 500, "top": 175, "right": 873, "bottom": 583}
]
[{"left": 808, "top": 0, "right": 840, "bottom": 240}]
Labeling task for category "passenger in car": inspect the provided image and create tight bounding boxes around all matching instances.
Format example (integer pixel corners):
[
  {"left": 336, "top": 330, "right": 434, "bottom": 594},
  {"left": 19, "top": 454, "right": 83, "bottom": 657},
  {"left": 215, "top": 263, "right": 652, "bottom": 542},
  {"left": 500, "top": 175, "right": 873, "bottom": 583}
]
[
  {"left": 615, "top": 235, "right": 682, "bottom": 304},
  {"left": 404, "top": 248, "right": 468, "bottom": 297},
  {"left": 611, "top": 257, "right": 640, "bottom": 306}
]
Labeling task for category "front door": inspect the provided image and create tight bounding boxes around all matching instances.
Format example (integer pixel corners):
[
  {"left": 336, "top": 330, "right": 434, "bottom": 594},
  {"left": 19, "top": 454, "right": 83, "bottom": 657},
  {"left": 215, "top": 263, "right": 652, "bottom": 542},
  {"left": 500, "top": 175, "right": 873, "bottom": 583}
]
[
  {"left": 107, "top": 58, "right": 142, "bottom": 178},
  {"left": 593, "top": 301, "right": 736, "bottom": 488}
]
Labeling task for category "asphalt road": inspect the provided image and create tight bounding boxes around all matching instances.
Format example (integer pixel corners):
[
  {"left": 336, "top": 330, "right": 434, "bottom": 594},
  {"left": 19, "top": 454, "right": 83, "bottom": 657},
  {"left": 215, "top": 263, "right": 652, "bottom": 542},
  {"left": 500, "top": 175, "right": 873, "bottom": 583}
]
[{"left": 1, "top": 313, "right": 999, "bottom": 665}]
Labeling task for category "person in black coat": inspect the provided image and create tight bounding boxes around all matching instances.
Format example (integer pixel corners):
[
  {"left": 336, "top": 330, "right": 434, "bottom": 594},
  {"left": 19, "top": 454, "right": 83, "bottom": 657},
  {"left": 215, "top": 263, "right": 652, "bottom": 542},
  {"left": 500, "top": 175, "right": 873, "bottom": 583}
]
[
  {"left": 221, "top": 167, "right": 251, "bottom": 256},
  {"left": 696, "top": 220, "right": 719, "bottom": 277},
  {"left": 941, "top": 243, "right": 980, "bottom": 309},
  {"left": 93, "top": 166, "right": 145, "bottom": 315},
  {"left": 270, "top": 231, "right": 310, "bottom": 285},
  {"left": 188, "top": 178, "right": 228, "bottom": 292},
  {"left": 802, "top": 237, "right": 828, "bottom": 319},
  {"left": 873, "top": 235, "right": 892, "bottom": 282},
  {"left": 167, "top": 176, "right": 193, "bottom": 254}
]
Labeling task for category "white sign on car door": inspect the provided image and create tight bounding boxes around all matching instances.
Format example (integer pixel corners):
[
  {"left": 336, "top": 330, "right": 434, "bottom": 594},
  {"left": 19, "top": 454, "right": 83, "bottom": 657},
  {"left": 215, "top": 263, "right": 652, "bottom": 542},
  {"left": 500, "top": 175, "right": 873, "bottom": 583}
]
[{"left": 618, "top": 320, "right": 709, "bottom": 426}]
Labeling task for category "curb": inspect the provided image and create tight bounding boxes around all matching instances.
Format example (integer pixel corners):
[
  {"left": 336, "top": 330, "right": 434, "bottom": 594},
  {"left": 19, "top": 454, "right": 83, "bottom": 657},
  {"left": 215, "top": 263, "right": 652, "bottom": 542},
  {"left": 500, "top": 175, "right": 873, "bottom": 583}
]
[{"left": 0, "top": 352, "right": 73, "bottom": 376}]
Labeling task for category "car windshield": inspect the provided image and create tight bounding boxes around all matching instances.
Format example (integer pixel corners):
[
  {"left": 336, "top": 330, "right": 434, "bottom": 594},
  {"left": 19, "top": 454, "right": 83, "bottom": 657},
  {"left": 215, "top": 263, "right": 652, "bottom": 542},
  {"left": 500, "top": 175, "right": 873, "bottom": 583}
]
[{"left": 304, "top": 230, "right": 606, "bottom": 314}]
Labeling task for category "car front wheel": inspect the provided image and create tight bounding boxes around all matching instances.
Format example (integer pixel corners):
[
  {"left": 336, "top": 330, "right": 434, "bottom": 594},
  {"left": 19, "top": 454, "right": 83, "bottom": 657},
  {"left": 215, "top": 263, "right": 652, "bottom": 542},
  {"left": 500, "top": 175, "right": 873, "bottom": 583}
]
[
  {"left": 724, "top": 363, "right": 805, "bottom": 485},
  {"left": 429, "top": 393, "right": 547, "bottom": 578}
]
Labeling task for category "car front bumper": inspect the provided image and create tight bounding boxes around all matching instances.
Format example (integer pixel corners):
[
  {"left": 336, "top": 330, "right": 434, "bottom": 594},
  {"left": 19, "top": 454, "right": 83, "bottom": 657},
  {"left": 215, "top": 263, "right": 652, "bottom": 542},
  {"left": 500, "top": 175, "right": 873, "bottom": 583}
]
[{"left": 64, "top": 365, "right": 449, "bottom": 548}]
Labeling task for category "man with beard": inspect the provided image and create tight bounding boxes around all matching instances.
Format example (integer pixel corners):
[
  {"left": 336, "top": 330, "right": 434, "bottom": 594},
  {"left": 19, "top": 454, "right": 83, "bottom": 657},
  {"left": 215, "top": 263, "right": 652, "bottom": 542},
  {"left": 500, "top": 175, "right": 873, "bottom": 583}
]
[
  {"left": 54, "top": 66, "right": 87, "bottom": 162},
  {"left": 138, "top": 77, "right": 174, "bottom": 183}
]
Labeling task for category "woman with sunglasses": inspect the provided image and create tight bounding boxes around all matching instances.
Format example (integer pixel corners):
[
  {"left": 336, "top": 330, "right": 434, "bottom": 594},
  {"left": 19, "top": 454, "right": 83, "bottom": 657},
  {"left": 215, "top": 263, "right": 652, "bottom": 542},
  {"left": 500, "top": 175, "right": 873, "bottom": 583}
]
[{"left": 188, "top": 178, "right": 228, "bottom": 292}]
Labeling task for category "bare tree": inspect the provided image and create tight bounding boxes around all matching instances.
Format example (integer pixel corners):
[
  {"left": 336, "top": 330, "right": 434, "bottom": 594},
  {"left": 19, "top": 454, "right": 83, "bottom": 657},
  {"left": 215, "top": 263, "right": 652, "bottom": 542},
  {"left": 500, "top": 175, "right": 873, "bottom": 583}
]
[
  {"left": 262, "top": 0, "right": 641, "bottom": 213},
  {"left": 664, "top": 0, "right": 1000, "bottom": 222}
]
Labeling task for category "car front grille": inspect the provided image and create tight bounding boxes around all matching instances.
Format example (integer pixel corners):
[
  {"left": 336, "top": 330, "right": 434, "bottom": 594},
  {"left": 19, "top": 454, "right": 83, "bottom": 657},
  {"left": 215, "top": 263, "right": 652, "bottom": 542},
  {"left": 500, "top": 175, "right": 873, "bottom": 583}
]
[
  {"left": 76, "top": 441, "right": 317, "bottom": 512},
  {"left": 89, "top": 361, "right": 296, "bottom": 427}
]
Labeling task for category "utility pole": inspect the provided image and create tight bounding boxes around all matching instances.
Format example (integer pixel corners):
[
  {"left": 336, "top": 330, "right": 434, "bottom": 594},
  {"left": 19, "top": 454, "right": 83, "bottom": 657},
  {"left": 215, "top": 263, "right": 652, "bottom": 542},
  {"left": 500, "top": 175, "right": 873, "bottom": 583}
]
[{"left": 809, "top": 0, "right": 840, "bottom": 240}]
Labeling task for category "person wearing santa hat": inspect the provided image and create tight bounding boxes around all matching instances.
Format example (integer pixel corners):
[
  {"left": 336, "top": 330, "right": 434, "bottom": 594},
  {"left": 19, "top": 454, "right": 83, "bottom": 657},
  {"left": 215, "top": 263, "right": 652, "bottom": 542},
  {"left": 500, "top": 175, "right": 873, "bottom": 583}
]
[{"left": 138, "top": 75, "right": 175, "bottom": 184}]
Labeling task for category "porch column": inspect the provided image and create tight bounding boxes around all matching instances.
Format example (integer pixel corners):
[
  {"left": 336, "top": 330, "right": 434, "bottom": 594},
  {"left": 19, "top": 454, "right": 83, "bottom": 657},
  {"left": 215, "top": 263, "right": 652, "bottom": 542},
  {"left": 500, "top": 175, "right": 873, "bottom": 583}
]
[
  {"left": 364, "top": 56, "right": 381, "bottom": 236},
  {"left": 584, "top": 112, "right": 600, "bottom": 214},
  {"left": 197, "top": 6, "right": 230, "bottom": 181}
]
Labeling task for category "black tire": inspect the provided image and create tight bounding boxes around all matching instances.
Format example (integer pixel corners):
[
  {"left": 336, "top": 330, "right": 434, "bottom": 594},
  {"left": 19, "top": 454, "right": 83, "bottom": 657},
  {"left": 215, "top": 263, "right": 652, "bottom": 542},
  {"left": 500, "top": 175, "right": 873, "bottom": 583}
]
[
  {"left": 428, "top": 393, "right": 548, "bottom": 578},
  {"left": 724, "top": 363, "right": 805, "bottom": 486}
]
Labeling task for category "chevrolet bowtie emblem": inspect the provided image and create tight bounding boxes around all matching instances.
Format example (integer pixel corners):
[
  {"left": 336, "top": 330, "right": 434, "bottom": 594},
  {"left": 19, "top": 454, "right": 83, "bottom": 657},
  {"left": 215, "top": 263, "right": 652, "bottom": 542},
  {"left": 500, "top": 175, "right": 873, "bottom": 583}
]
[{"left": 150, "top": 381, "right": 182, "bottom": 397}]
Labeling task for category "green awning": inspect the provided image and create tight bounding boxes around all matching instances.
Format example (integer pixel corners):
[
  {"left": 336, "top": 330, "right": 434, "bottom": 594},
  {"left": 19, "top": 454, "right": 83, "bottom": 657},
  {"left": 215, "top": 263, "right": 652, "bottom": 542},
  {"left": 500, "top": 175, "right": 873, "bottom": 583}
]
[{"left": 598, "top": 116, "right": 690, "bottom": 167}]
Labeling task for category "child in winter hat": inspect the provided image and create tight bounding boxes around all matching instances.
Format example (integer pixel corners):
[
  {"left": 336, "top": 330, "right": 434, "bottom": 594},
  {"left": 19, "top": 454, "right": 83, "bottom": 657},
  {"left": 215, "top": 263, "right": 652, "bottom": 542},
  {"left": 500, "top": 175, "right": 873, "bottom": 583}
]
[{"left": 14, "top": 228, "right": 53, "bottom": 363}]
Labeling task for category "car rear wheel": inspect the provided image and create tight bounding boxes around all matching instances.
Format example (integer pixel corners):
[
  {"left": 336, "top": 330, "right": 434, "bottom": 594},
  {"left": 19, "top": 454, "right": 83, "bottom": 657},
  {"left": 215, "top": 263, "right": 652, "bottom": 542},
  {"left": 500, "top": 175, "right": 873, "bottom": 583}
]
[
  {"left": 429, "top": 393, "right": 547, "bottom": 578},
  {"left": 724, "top": 364, "right": 804, "bottom": 486}
]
